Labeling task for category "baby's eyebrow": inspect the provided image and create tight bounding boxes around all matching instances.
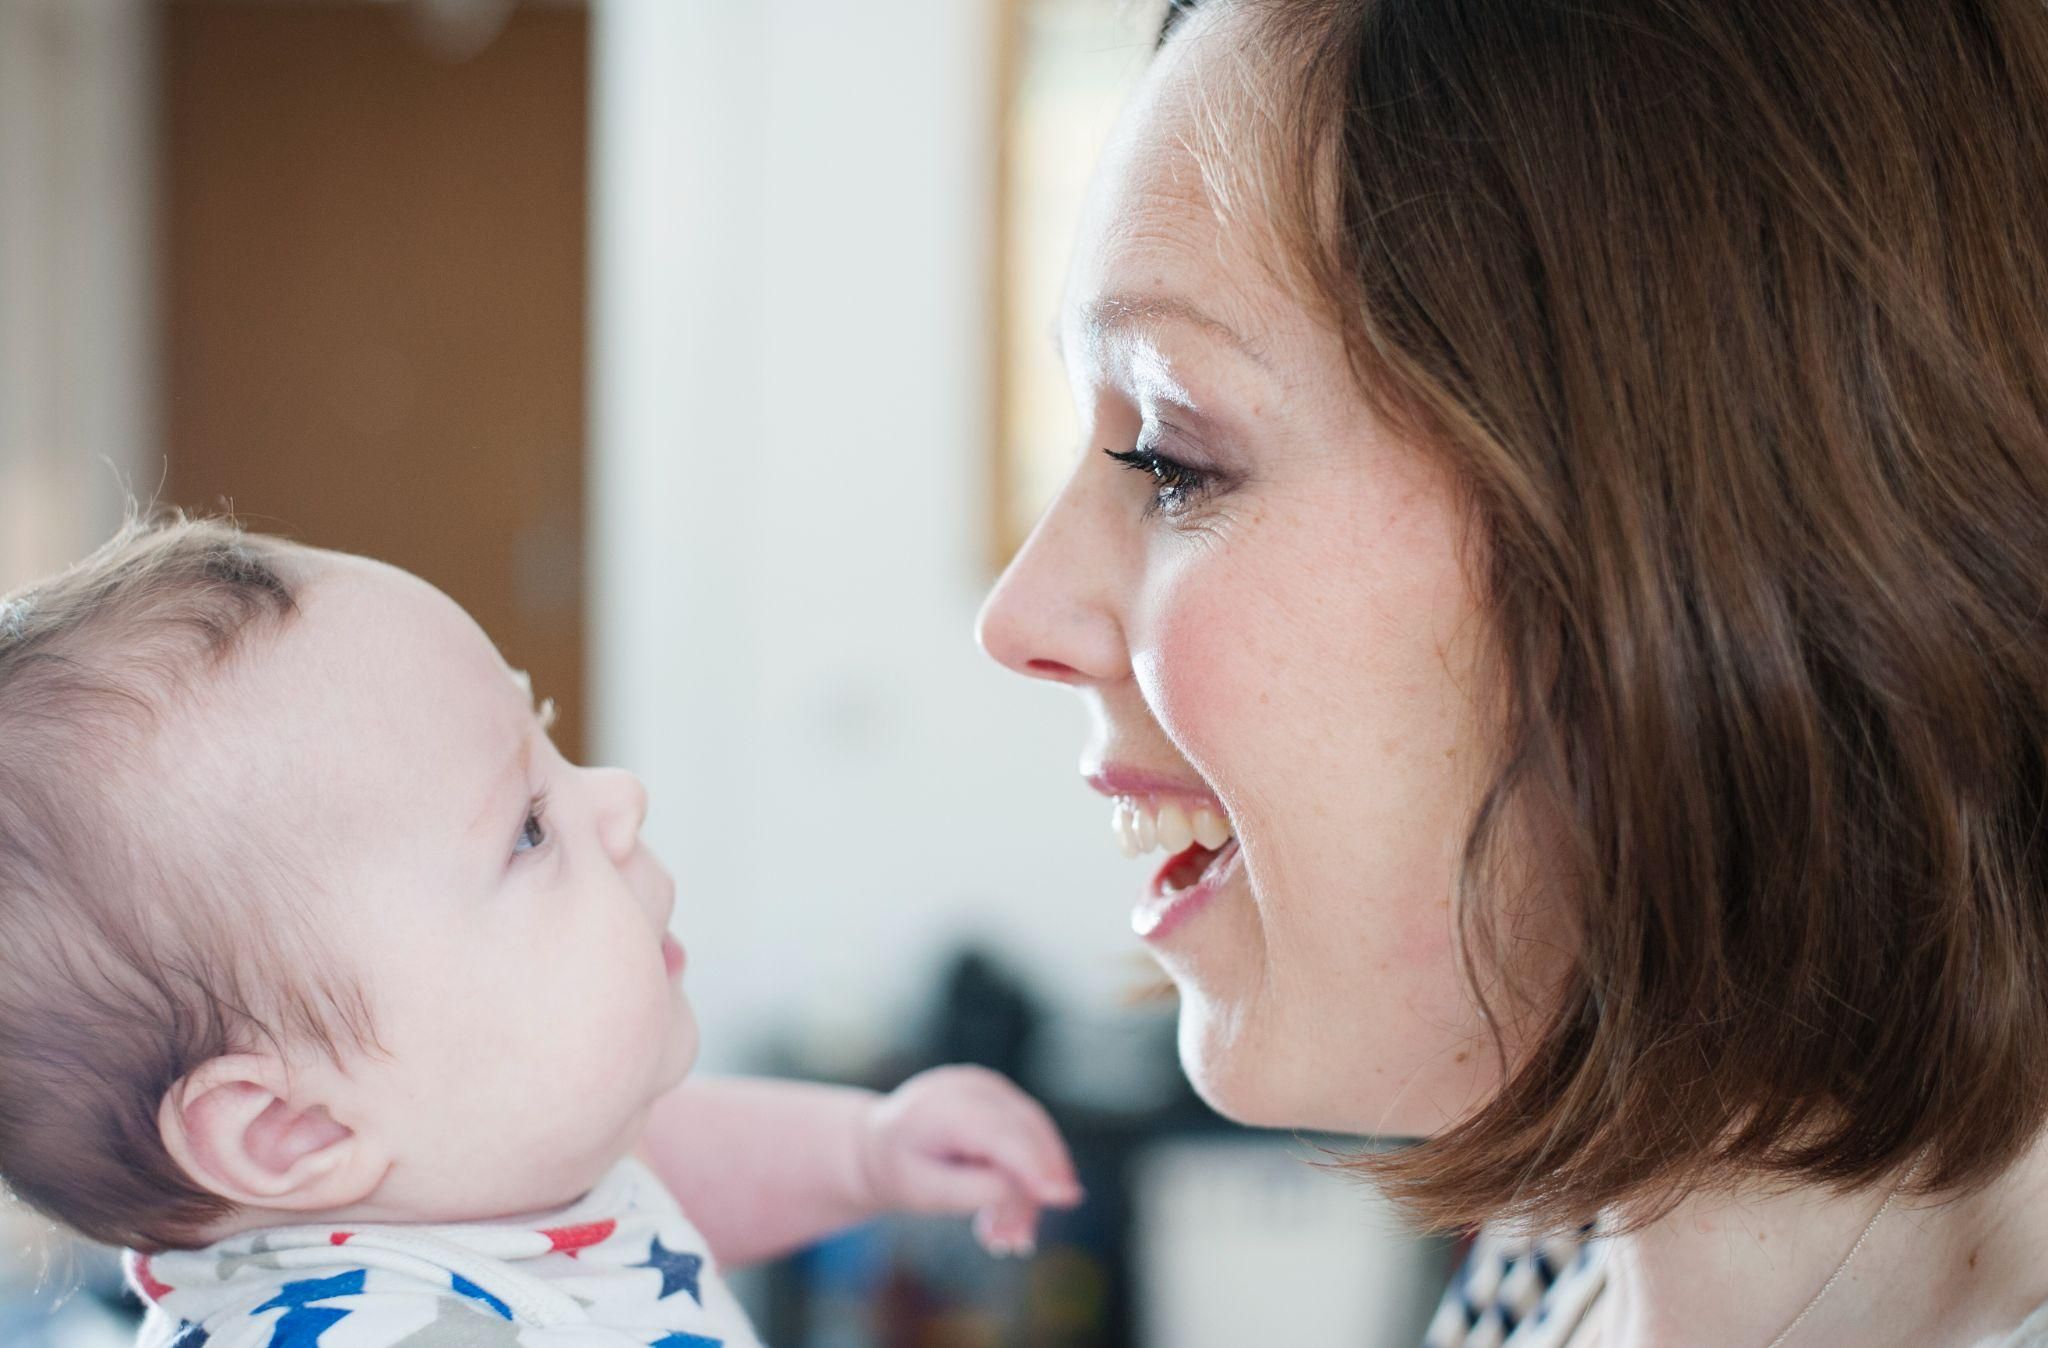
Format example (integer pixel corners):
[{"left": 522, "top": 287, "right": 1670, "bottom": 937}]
[
  {"left": 509, "top": 667, "right": 557, "bottom": 730},
  {"left": 470, "top": 726, "right": 537, "bottom": 841}
]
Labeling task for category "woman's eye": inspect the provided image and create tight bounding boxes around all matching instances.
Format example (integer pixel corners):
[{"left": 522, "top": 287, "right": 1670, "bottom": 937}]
[
  {"left": 514, "top": 794, "right": 550, "bottom": 856},
  {"left": 1103, "top": 445, "right": 1212, "bottom": 518}
]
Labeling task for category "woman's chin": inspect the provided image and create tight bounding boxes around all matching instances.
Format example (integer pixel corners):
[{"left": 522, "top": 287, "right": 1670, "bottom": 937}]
[
  {"left": 1173, "top": 987, "right": 1495, "bottom": 1138},
  {"left": 1171, "top": 988, "right": 1321, "bottom": 1129}
]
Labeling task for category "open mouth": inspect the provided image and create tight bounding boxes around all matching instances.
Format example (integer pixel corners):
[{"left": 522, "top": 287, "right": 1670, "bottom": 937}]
[
  {"left": 1156, "top": 836, "right": 1233, "bottom": 895},
  {"left": 1135, "top": 837, "right": 1241, "bottom": 940},
  {"left": 1108, "top": 792, "right": 1240, "bottom": 941}
]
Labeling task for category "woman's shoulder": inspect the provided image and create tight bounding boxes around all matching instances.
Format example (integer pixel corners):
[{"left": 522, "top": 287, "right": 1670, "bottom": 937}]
[
  {"left": 1421, "top": 1226, "right": 2048, "bottom": 1348},
  {"left": 1422, "top": 1223, "right": 1606, "bottom": 1348}
]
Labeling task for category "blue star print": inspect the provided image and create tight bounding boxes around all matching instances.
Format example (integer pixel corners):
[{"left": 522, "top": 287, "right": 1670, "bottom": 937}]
[
  {"left": 168, "top": 1324, "right": 210, "bottom": 1348},
  {"left": 253, "top": 1270, "right": 366, "bottom": 1348},
  {"left": 632, "top": 1236, "right": 704, "bottom": 1305},
  {"left": 450, "top": 1273, "right": 513, "bottom": 1320},
  {"left": 649, "top": 1335, "right": 722, "bottom": 1348}
]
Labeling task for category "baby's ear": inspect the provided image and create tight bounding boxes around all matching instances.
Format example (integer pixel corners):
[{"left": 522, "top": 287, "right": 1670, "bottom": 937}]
[{"left": 158, "top": 1054, "right": 385, "bottom": 1216}]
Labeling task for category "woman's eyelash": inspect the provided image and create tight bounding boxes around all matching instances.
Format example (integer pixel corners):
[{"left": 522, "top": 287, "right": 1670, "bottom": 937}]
[
  {"left": 514, "top": 789, "right": 550, "bottom": 857},
  {"left": 1103, "top": 445, "right": 1212, "bottom": 517}
]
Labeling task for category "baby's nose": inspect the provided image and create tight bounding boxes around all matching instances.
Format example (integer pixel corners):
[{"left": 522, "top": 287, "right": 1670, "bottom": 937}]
[{"left": 592, "top": 766, "right": 650, "bottom": 861}]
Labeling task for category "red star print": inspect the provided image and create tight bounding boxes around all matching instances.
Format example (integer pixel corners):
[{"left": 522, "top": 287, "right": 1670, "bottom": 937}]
[
  {"left": 540, "top": 1219, "right": 617, "bottom": 1256},
  {"left": 133, "top": 1255, "right": 172, "bottom": 1301}
]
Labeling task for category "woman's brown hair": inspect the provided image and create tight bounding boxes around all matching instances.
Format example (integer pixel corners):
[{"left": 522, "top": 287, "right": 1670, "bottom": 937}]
[{"left": 1165, "top": 0, "right": 2048, "bottom": 1231}]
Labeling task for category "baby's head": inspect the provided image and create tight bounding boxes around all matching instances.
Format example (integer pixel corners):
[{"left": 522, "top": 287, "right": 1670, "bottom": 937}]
[{"left": 0, "top": 517, "right": 695, "bottom": 1251}]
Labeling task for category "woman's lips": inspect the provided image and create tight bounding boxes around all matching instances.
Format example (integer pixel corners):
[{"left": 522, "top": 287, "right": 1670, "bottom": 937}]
[
  {"left": 661, "top": 932, "right": 686, "bottom": 980},
  {"left": 1134, "top": 838, "right": 1241, "bottom": 942}
]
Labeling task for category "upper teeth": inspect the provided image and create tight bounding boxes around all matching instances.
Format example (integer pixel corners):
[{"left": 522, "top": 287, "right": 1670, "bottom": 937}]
[{"left": 1111, "top": 795, "right": 1233, "bottom": 859}]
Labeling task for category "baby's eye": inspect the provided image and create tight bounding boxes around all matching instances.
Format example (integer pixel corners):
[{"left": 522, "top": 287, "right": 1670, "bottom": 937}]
[{"left": 514, "top": 793, "right": 550, "bottom": 856}]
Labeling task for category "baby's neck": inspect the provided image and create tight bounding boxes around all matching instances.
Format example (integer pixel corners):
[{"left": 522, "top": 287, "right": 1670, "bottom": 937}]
[{"left": 182, "top": 1156, "right": 630, "bottom": 1250}]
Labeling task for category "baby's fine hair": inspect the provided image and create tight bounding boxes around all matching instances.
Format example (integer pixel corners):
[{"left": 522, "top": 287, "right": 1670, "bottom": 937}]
[{"left": 0, "top": 515, "right": 360, "bottom": 1249}]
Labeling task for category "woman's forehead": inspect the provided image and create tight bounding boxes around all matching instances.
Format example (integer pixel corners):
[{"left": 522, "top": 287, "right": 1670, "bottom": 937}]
[{"left": 1060, "top": 13, "right": 1309, "bottom": 385}]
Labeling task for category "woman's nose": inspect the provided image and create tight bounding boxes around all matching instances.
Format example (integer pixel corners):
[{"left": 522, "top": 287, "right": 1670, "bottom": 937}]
[
  {"left": 976, "top": 468, "right": 1129, "bottom": 686},
  {"left": 592, "top": 766, "right": 651, "bottom": 863}
]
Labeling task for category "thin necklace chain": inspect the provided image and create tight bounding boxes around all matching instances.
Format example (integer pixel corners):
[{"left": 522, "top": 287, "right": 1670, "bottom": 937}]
[
  {"left": 1581, "top": 1153, "right": 1926, "bottom": 1348},
  {"left": 1759, "top": 1151, "right": 1925, "bottom": 1348}
]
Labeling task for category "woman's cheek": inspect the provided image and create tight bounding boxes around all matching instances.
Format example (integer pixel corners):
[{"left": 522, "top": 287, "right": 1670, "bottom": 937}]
[{"left": 1132, "top": 546, "right": 1274, "bottom": 788}]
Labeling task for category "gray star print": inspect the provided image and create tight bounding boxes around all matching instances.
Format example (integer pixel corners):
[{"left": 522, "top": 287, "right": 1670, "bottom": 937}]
[
  {"left": 213, "top": 1234, "right": 287, "bottom": 1280},
  {"left": 390, "top": 1297, "right": 530, "bottom": 1348}
]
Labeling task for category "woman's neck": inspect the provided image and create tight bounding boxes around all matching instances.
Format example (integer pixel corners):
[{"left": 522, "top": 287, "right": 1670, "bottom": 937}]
[{"left": 1592, "top": 1133, "right": 2048, "bottom": 1348}]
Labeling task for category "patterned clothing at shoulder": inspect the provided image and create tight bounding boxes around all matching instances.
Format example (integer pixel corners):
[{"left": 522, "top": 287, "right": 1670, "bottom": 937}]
[
  {"left": 1423, "top": 1225, "right": 1604, "bottom": 1348},
  {"left": 126, "top": 1158, "right": 764, "bottom": 1348},
  {"left": 1422, "top": 1223, "right": 2048, "bottom": 1348}
]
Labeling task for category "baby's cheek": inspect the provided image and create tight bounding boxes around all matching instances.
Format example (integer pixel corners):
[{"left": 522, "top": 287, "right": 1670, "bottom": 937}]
[{"left": 507, "top": 989, "right": 656, "bottom": 1126}]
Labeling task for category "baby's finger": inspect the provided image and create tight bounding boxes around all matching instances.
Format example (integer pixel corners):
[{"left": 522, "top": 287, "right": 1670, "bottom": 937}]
[
  {"left": 991, "top": 1114, "right": 1089, "bottom": 1204},
  {"left": 965, "top": 1099, "right": 1082, "bottom": 1206},
  {"left": 973, "top": 1191, "right": 1041, "bottom": 1257},
  {"left": 897, "top": 1158, "right": 1013, "bottom": 1216},
  {"left": 972, "top": 1204, "right": 1004, "bottom": 1254},
  {"left": 994, "top": 1197, "right": 1041, "bottom": 1253},
  {"left": 942, "top": 1089, "right": 1073, "bottom": 1188}
]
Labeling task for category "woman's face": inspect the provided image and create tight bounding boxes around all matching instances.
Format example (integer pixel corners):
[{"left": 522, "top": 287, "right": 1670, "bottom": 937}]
[{"left": 978, "top": 9, "right": 1522, "bottom": 1136}]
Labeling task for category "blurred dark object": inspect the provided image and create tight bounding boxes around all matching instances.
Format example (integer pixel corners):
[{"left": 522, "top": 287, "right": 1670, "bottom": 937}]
[
  {"left": 758, "top": 946, "right": 1220, "bottom": 1348},
  {"left": 932, "top": 951, "right": 1039, "bottom": 1076},
  {"left": 751, "top": 945, "right": 1454, "bottom": 1348}
]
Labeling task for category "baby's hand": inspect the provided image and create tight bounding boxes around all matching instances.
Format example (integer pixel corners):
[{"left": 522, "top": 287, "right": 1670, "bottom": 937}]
[{"left": 857, "top": 1064, "right": 1082, "bottom": 1257}]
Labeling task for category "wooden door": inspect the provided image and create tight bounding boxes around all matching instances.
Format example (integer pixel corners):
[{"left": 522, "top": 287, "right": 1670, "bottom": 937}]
[{"left": 160, "top": 0, "right": 589, "bottom": 758}]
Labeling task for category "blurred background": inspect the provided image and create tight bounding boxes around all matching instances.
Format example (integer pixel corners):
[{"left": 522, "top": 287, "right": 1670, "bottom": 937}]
[{"left": 0, "top": 0, "right": 1454, "bottom": 1343}]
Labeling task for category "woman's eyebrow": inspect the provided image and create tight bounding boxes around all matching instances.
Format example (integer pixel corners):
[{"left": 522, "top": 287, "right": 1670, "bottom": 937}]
[{"left": 1074, "top": 293, "right": 1271, "bottom": 369}]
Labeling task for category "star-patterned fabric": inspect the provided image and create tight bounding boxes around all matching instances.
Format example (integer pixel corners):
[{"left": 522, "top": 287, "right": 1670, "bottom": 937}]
[{"left": 126, "top": 1159, "right": 762, "bottom": 1348}]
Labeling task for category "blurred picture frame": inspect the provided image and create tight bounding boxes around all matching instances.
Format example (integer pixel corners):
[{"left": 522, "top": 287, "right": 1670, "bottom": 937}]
[{"left": 990, "top": 0, "right": 1162, "bottom": 571}]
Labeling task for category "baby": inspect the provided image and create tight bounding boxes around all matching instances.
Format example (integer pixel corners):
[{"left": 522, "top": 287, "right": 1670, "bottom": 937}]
[{"left": 0, "top": 516, "right": 1081, "bottom": 1348}]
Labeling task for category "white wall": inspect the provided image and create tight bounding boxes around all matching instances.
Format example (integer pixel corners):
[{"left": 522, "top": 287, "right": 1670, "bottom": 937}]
[
  {"left": 0, "top": 0, "right": 153, "bottom": 592},
  {"left": 591, "top": 0, "right": 1141, "bottom": 1073}
]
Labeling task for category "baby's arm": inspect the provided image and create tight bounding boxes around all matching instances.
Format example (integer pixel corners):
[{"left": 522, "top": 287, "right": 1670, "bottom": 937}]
[{"left": 637, "top": 1066, "right": 1082, "bottom": 1269}]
